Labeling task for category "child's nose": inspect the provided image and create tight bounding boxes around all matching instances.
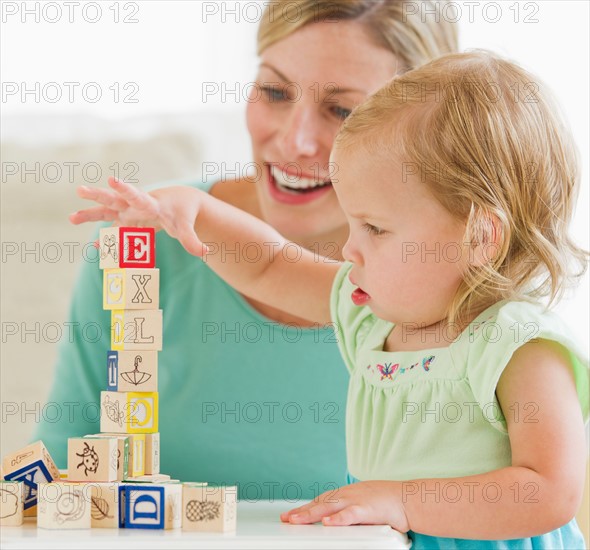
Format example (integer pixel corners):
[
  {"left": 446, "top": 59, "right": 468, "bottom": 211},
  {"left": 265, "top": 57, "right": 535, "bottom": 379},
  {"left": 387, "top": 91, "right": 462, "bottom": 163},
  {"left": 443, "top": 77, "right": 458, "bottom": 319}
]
[{"left": 342, "top": 237, "right": 362, "bottom": 266}]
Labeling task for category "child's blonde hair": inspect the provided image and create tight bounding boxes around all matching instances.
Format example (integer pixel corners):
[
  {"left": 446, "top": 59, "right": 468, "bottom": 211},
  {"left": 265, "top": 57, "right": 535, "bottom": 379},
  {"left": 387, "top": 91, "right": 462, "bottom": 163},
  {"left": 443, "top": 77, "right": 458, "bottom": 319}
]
[
  {"left": 257, "top": 0, "right": 459, "bottom": 71},
  {"left": 336, "top": 50, "right": 588, "bottom": 326}
]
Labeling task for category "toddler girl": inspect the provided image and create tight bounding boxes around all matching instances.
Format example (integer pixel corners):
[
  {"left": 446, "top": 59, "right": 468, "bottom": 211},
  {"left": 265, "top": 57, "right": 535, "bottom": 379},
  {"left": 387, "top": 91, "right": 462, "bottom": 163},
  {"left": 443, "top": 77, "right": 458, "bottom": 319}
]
[{"left": 72, "top": 51, "right": 589, "bottom": 548}]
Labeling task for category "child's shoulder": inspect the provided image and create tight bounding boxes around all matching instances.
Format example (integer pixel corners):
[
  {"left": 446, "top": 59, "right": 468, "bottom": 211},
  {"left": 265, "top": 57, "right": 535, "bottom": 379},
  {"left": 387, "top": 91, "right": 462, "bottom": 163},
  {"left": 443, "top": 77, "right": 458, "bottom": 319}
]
[{"left": 464, "top": 299, "right": 589, "bottom": 427}]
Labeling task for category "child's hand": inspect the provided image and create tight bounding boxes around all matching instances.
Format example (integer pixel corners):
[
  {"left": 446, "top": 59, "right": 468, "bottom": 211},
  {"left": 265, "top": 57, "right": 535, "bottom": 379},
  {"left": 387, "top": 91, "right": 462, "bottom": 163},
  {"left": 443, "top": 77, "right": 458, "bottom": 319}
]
[
  {"left": 280, "top": 481, "right": 409, "bottom": 531},
  {"left": 69, "top": 177, "right": 208, "bottom": 257}
]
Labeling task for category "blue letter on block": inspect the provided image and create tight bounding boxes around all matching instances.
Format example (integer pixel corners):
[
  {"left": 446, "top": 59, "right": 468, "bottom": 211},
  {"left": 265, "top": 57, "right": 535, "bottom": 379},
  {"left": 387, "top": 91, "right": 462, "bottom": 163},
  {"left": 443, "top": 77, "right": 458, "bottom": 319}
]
[
  {"left": 107, "top": 350, "right": 119, "bottom": 391},
  {"left": 122, "top": 485, "right": 164, "bottom": 529},
  {"left": 4, "top": 460, "right": 53, "bottom": 509}
]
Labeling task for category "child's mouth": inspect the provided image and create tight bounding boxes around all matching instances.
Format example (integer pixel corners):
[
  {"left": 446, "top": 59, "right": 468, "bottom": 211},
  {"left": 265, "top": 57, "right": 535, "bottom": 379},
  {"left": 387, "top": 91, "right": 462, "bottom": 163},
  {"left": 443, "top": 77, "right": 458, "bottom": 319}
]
[{"left": 351, "top": 287, "right": 370, "bottom": 306}]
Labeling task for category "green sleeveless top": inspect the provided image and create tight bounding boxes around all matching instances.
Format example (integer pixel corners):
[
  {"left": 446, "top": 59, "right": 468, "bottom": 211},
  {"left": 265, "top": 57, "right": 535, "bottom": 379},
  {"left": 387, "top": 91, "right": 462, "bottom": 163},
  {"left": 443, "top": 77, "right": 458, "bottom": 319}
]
[{"left": 331, "top": 262, "right": 589, "bottom": 482}]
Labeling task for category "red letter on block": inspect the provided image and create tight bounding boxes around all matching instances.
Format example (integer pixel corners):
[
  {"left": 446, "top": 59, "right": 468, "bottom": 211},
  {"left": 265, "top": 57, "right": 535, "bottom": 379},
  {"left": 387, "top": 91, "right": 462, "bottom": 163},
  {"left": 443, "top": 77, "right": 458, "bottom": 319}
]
[{"left": 120, "top": 228, "right": 155, "bottom": 268}]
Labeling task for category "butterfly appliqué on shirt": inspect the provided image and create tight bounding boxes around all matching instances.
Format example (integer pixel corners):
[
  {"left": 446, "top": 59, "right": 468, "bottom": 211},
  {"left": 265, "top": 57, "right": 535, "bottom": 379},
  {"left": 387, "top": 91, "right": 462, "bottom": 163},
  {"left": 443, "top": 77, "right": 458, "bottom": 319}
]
[{"left": 369, "top": 355, "right": 436, "bottom": 381}]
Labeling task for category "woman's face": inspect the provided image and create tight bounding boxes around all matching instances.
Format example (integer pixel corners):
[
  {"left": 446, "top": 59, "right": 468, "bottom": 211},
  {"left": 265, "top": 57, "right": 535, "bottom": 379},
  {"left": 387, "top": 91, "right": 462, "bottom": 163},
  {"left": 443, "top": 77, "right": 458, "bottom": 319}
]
[{"left": 246, "top": 21, "right": 401, "bottom": 244}]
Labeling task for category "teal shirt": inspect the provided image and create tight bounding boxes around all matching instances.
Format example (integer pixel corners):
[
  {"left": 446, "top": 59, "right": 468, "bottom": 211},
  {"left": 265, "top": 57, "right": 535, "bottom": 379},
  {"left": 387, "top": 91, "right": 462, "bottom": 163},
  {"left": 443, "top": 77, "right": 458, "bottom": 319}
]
[{"left": 33, "top": 180, "right": 349, "bottom": 500}]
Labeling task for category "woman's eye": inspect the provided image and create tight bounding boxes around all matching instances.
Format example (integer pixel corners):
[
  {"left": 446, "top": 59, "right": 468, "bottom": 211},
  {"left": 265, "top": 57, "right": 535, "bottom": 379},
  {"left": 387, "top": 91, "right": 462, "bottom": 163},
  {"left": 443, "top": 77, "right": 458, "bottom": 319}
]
[
  {"left": 260, "top": 86, "right": 287, "bottom": 102},
  {"left": 331, "top": 106, "right": 352, "bottom": 120},
  {"left": 362, "top": 223, "right": 386, "bottom": 236}
]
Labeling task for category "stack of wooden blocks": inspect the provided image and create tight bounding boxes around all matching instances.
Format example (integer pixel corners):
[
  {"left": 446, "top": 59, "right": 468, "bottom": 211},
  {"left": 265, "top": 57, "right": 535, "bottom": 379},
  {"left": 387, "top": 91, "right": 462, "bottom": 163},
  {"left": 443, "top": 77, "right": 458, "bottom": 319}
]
[{"left": 1, "top": 227, "right": 236, "bottom": 533}]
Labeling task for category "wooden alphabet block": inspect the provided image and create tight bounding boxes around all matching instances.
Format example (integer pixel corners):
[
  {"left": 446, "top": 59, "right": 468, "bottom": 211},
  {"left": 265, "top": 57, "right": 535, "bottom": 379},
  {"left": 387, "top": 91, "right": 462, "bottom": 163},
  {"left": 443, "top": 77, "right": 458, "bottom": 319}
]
[
  {"left": 100, "top": 391, "right": 159, "bottom": 434},
  {"left": 101, "top": 433, "right": 145, "bottom": 477},
  {"left": 124, "top": 474, "right": 171, "bottom": 483},
  {"left": 98, "top": 227, "right": 120, "bottom": 269},
  {"left": 89, "top": 482, "right": 120, "bottom": 528},
  {"left": 37, "top": 482, "right": 92, "bottom": 529},
  {"left": 144, "top": 432, "right": 160, "bottom": 475},
  {"left": 2, "top": 441, "right": 60, "bottom": 513},
  {"left": 99, "top": 226, "right": 156, "bottom": 269},
  {"left": 84, "top": 434, "right": 129, "bottom": 481},
  {"left": 111, "top": 309, "right": 163, "bottom": 351},
  {"left": 119, "top": 483, "right": 181, "bottom": 529},
  {"left": 0, "top": 481, "right": 24, "bottom": 526},
  {"left": 67, "top": 438, "right": 118, "bottom": 482},
  {"left": 103, "top": 268, "right": 159, "bottom": 310},
  {"left": 182, "top": 484, "right": 237, "bottom": 532},
  {"left": 107, "top": 350, "right": 158, "bottom": 393}
]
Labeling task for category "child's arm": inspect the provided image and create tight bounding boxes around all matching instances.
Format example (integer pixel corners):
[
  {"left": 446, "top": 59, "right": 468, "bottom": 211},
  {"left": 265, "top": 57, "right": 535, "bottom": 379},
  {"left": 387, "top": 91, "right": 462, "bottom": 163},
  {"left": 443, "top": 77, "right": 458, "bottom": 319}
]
[
  {"left": 70, "top": 178, "right": 339, "bottom": 324},
  {"left": 282, "top": 339, "right": 587, "bottom": 539}
]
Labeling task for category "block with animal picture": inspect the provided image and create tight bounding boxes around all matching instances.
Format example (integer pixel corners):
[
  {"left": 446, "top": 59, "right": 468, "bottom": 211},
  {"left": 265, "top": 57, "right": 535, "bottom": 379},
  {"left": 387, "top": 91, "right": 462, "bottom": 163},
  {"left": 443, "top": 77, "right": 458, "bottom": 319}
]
[
  {"left": 98, "top": 226, "right": 156, "bottom": 269},
  {"left": 100, "top": 391, "right": 159, "bottom": 434},
  {"left": 67, "top": 437, "right": 118, "bottom": 482},
  {"left": 37, "top": 482, "right": 92, "bottom": 529},
  {"left": 84, "top": 434, "right": 129, "bottom": 481},
  {"left": 182, "top": 484, "right": 237, "bottom": 532},
  {"left": 2, "top": 441, "right": 60, "bottom": 514},
  {"left": 89, "top": 482, "right": 120, "bottom": 528},
  {"left": 119, "top": 483, "right": 181, "bottom": 529},
  {"left": 111, "top": 309, "right": 162, "bottom": 351},
  {"left": 0, "top": 481, "right": 24, "bottom": 526},
  {"left": 107, "top": 350, "right": 158, "bottom": 393},
  {"left": 103, "top": 268, "right": 159, "bottom": 310}
]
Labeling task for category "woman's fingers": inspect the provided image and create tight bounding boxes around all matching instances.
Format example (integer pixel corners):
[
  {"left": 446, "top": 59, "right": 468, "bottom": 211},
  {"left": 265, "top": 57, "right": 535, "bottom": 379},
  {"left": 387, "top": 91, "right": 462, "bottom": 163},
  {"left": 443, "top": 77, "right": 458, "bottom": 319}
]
[{"left": 69, "top": 206, "right": 120, "bottom": 224}]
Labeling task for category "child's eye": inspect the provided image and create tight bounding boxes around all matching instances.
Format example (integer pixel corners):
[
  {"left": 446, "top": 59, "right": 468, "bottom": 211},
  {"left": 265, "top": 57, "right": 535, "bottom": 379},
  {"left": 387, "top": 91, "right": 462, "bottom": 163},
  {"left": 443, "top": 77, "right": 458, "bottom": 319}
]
[
  {"left": 362, "top": 223, "right": 386, "bottom": 236},
  {"left": 331, "top": 106, "right": 352, "bottom": 120},
  {"left": 260, "top": 86, "right": 287, "bottom": 102}
]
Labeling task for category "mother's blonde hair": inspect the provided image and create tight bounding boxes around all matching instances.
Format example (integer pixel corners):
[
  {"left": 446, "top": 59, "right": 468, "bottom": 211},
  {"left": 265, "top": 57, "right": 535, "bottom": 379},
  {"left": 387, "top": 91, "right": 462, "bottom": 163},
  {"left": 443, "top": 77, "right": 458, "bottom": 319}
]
[
  {"left": 257, "top": 0, "right": 459, "bottom": 70},
  {"left": 336, "top": 51, "right": 588, "bottom": 326}
]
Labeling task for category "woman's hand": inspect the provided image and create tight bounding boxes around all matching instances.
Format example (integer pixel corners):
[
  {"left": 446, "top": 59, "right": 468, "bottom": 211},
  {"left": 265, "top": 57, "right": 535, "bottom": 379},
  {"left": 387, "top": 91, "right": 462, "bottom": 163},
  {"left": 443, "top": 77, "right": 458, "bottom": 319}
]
[
  {"left": 69, "top": 177, "right": 209, "bottom": 257},
  {"left": 280, "top": 481, "right": 409, "bottom": 531}
]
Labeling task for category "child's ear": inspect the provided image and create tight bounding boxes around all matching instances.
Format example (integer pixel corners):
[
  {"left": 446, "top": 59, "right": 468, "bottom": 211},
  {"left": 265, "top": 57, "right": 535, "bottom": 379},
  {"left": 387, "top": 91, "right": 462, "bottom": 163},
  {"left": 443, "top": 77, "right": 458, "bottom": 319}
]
[{"left": 465, "top": 208, "right": 504, "bottom": 268}]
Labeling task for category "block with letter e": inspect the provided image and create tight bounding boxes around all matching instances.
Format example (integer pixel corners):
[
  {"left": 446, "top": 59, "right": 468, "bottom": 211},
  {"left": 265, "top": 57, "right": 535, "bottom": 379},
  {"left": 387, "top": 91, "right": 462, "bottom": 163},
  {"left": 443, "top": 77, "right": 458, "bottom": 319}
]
[
  {"left": 100, "top": 391, "right": 158, "bottom": 434},
  {"left": 107, "top": 350, "right": 158, "bottom": 393},
  {"left": 111, "top": 310, "right": 162, "bottom": 351},
  {"left": 119, "top": 483, "right": 181, "bottom": 529},
  {"left": 2, "top": 441, "right": 60, "bottom": 514},
  {"left": 98, "top": 226, "right": 155, "bottom": 270},
  {"left": 103, "top": 268, "right": 159, "bottom": 310}
]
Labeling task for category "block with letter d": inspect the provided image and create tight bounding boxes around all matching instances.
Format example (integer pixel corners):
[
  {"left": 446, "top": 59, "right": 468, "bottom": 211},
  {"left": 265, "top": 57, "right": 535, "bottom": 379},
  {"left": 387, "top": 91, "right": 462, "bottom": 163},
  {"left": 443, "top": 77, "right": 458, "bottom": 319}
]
[
  {"left": 111, "top": 309, "right": 162, "bottom": 351},
  {"left": 100, "top": 391, "right": 159, "bottom": 434},
  {"left": 99, "top": 226, "right": 155, "bottom": 270},
  {"left": 103, "top": 268, "right": 159, "bottom": 310},
  {"left": 119, "top": 483, "right": 181, "bottom": 529},
  {"left": 107, "top": 350, "right": 158, "bottom": 393}
]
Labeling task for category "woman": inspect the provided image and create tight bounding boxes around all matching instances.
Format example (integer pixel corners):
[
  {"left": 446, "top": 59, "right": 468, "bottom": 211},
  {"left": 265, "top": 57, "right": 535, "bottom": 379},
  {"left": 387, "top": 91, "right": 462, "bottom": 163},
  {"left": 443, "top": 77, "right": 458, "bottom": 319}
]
[{"left": 35, "top": 0, "right": 458, "bottom": 499}]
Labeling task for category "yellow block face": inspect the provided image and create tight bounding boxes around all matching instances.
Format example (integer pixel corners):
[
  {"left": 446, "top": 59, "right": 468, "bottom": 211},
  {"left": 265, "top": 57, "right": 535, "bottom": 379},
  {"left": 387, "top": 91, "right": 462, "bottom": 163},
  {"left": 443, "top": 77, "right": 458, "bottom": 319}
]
[
  {"left": 103, "top": 269, "right": 159, "bottom": 310},
  {"left": 99, "top": 391, "right": 159, "bottom": 434},
  {"left": 111, "top": 310, "right": 162, "bottom": 351}
]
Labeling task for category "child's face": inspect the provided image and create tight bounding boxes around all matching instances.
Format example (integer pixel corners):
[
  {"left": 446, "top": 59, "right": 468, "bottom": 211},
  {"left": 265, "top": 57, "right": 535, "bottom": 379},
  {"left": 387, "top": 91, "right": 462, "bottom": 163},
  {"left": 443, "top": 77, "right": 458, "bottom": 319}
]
[{"left": 332, "top": 146, "right": 469, "bottom": 328}]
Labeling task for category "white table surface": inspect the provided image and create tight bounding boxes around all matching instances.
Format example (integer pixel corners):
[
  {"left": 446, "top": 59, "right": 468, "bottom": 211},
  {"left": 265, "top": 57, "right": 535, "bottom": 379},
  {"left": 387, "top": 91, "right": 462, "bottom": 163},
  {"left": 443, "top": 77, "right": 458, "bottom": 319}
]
[{"left": 1, "top": 500, "right": 411, "bottom": 549}]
